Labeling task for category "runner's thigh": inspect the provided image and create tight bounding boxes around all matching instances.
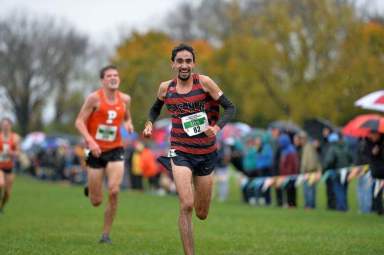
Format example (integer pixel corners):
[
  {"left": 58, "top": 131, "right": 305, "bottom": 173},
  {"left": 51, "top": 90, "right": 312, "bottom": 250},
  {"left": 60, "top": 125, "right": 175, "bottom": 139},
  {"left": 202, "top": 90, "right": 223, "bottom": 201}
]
[
  {"left": 193, "top": 173, "right": 214, "bottom": 210},
  {"left": 4, "top": 173, "right": 15, "bottom": 192},
  {"left": 171, "top": 161, "right": 193, "bottom": 204},
  {"left": 0, "top": 171, "right": 4, "bottom": 187},
  {"left": 87, "top": 167, "right": 104, "bottom": 197},
  {"left": 105, "top": 161, "right": 124, "bottom": 191}
]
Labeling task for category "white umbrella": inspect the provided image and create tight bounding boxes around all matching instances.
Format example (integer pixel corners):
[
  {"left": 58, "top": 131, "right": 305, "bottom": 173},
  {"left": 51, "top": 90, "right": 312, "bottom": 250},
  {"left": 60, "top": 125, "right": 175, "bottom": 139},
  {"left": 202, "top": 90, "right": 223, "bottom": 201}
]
[
  {"left": 355, "top": 90, "right": 384, "bottom": 112},
  {"left": 21, "top": 132, "right": 46, "bottom": 151}
]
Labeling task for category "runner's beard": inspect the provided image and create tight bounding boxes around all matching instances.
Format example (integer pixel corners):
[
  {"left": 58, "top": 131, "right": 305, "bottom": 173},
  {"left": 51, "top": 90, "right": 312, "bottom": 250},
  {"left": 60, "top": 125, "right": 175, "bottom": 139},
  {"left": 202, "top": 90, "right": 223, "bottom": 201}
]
[{"left": 178, "top": 71, "right": 191, "bottom": 81}]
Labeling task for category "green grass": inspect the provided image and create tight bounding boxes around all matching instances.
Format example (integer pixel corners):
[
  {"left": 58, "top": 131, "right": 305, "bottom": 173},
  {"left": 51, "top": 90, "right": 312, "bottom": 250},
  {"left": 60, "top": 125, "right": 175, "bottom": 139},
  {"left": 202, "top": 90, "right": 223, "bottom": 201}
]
[{"left": 1, "top": 174, "right": 383, "bottom": 255}]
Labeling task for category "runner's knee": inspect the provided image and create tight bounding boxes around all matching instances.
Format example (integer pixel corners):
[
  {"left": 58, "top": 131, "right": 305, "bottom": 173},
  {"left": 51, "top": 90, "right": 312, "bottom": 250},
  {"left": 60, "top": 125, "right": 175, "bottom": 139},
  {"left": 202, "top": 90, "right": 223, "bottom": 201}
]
[
  {"left": 108, "top": 186, "right": 120, "bottom": 197},
  {"left": 195, "top": 206, "right": 209, "bottom": 220},
  {"left": 180, "top": 198, "right": 194, "bottom": 213},
  {"left": 90, "top": 196, "right": 103, "bottom": 207}
]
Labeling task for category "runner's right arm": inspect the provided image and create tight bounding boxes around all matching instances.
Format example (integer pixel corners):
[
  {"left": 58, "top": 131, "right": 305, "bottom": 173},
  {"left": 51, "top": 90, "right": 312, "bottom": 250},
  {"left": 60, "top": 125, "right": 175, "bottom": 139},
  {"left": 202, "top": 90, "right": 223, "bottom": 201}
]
[
  {"left": 143, "top": 81, "right": 169, "bottom": 138},
  {"left": 75, "top": 93, "right": 102, "bottom": 157}
]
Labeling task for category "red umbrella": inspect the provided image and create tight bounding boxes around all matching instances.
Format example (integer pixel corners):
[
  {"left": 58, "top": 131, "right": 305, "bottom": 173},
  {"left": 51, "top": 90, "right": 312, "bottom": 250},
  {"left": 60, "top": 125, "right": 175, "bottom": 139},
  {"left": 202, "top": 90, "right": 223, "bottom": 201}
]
[
  {"left": 360, "top": 118, "right": 384, "bottom": 133},
  {"left": 342, "top": 114, "right": 384, "bottom": 137}
]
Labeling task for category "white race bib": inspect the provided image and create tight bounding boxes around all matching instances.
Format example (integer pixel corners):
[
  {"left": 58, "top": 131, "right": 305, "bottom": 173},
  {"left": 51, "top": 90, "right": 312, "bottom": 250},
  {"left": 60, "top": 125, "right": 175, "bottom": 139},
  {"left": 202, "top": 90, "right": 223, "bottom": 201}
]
[
  {"left": 0, "top": 153, "right": 10, "bottom": 161},
  {"left": 95, "top": 124, "right": 118, "bottom": 142},
  {"left": 0, "top": 144, "right": 10, "bottom": 161},
  {"left": 181, "top": 112, "right": 208, "bottom": 137}
]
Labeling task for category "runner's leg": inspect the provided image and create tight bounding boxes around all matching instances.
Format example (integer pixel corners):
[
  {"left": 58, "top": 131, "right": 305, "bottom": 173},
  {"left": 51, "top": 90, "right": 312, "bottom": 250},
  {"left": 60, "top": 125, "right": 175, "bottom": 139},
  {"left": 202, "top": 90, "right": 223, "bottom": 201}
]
[
  {"left": 193, "top": 173, "right": 214, "bottom": 220},
  {"left": 0, "top": 171, "right": 5, "bottom": 210},
  {"left": 103, "top": 161, "right": 124, "bottom": 236},
  {"left": 172, "top": 162, "right": 194, "bottom": 255},
  {"left": 87, "top": 167, "right": 104, "bottom": 207},
  {"left": 0, "top": 173, "right": 15, "bottom": 209}
]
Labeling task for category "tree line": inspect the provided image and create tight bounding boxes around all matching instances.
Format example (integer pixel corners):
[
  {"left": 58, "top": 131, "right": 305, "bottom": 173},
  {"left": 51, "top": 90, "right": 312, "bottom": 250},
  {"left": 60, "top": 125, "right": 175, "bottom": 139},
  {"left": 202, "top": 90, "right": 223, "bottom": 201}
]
[{"left": 1, "top": 0, "right": 383, "bottom": 135}]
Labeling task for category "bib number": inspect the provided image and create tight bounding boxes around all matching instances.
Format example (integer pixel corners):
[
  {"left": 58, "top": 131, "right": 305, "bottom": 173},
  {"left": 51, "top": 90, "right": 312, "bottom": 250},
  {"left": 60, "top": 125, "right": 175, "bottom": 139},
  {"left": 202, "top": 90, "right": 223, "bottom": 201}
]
[
  {"left": 0, "top": 144, "right": 10, "bottom": 161},
  {"left": 95, "top": 124, "right": 117, "bottom": 142},
  {"left": 181, "top": 112, "right": 208, "bottom": 137}
]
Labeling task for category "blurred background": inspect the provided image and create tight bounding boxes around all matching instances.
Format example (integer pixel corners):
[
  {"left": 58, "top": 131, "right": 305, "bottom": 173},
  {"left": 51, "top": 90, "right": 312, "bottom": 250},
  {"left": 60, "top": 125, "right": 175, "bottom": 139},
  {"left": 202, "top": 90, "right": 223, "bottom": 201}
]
[
  {"left": 1, "top": 0, "right": 384, "bottom": 134},
  {"left": 1, "top": 0, "right": 384, "bottom": 212}
]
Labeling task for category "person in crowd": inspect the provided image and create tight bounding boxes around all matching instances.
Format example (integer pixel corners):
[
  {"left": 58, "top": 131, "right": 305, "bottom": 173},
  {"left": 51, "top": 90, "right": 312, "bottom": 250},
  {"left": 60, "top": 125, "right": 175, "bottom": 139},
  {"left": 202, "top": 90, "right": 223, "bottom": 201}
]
[
  {"left": 298, "top": 132, "right": 322, "bottom": 209},
  {"left": 277, "top": 133, "right": 299, "bottom": 207},
  {"left": 363, "top": 131, "right": 384, "bottom": 215},
  {"left": 242, "top": 135, "right": 273, "bottom": 205},
  {"left": 318, "top": 127, "right": 336, "bottom": 210},
  {"left": 354, "top": 138, "right": 372, "bottom": 214},
  {"left": 323, "top": 133, "right": 353, "bottom": 211},
  {"left": 214, "top": 139, "right": 232, "bottom": 202},
  {"left": 270, "top": 127, "right": 283, "bottom": 207}
]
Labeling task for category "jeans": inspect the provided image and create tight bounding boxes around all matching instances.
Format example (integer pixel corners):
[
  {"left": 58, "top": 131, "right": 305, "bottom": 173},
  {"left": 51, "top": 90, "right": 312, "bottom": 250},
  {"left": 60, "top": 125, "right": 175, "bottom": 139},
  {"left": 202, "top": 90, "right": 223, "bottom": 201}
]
[
  {"left": 303, "top": 181, "right": 316, "bottom": 209},
  {"left": 332, "top": 174, "right": 348, "bottom": 211},
  {"left": 357, "top": 172, "right": 372, "bottom": 214}
]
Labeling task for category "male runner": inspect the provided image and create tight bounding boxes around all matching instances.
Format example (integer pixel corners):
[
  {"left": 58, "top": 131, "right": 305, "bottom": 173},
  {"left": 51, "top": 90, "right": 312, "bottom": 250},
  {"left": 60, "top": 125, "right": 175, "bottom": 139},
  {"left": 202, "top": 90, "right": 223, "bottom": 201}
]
[
  {"left": 75, "top": 65, "right": 134, "bottom": 243},
  {"left": 0, "top": 117, "right": 20, "bottom": 214},
  {"left": 143, "top": 44, "right": 235, "bottom": 255}
]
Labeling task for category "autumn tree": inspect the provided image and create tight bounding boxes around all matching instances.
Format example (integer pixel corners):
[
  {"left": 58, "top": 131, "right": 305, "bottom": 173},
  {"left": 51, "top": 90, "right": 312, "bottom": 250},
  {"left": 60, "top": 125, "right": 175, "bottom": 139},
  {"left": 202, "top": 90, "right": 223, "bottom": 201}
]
[{"left": 0, "top": 13, "right": 88, "bottom": 135}]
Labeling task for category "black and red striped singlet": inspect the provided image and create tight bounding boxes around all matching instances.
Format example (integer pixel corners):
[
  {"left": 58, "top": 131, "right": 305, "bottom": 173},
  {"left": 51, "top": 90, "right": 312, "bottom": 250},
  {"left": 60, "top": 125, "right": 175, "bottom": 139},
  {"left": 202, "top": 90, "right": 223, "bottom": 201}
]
[{"left": 164, "top": 74, "right": 219, "bottom": 155}]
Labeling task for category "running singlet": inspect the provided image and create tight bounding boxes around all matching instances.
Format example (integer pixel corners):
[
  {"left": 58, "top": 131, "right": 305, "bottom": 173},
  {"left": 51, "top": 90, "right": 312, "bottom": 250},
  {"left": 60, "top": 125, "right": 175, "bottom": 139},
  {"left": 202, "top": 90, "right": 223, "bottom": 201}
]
[
  {"left": 164, "top": 73, "right": 220, "bottom": 155},
  {"left": 86, "top": 89, "right": 126, "bottom": 152},
  {"left": 0, "top": 133, "right": 17, "bottom": 169}
]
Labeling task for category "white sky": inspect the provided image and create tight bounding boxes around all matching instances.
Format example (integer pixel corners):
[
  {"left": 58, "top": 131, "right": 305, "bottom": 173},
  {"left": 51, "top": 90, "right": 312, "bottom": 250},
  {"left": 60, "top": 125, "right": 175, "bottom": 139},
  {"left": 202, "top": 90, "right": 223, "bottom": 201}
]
[
  {"left": 1, "top": 0, "right": 382, "bottom": 44},
  {"left": 0, "top": 0, "right": 191, "bottom": 43}
]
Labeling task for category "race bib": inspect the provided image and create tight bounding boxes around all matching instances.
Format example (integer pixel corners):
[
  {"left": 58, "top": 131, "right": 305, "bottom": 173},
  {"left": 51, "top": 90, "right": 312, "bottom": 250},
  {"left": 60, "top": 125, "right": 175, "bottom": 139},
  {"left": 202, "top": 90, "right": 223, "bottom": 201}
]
[
  {"left": 0, "top": 144, "right": 10, "bottom": 161},
  {"left": 181, "top": 112, "right": 208, "bottom": 137},
  {"left": 0, "top": 153, "right": 10, "bottom": 161},
  {"left": 95, "top": 124, "right": 118, "bottom": 142}
]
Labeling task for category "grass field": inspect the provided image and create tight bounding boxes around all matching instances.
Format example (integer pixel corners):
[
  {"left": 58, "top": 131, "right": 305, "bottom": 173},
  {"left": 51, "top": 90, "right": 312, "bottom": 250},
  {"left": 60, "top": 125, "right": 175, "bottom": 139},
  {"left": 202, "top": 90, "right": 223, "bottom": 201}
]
[{"left": 1, "top": 174, "right": 383, "bottom": 255}]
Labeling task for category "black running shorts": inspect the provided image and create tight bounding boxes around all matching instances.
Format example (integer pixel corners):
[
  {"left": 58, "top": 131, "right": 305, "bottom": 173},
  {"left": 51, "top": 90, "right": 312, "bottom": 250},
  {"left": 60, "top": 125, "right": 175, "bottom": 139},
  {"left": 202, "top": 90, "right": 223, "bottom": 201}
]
[
  {"left": 158, "top": 150, "right": 218, "bottom": 176},
  {"left": 86, "top": 147, "right": 125, "bottom": 169},
  {"left": 0, "top": 168, "right": 13, "bottom": 175}
]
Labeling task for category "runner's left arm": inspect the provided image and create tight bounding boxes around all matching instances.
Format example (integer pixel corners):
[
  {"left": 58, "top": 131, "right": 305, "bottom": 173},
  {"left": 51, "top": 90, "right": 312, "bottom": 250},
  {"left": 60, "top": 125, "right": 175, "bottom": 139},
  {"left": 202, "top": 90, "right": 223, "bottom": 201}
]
[
  {"left": 200, "top": 75, "right": 236, "bottom": 136},
  {"left": 12, "top": 133, "right": 21, "bottom": 158},
  {"left": 122, "top": 93, "right": 134, "bottom": 133}
]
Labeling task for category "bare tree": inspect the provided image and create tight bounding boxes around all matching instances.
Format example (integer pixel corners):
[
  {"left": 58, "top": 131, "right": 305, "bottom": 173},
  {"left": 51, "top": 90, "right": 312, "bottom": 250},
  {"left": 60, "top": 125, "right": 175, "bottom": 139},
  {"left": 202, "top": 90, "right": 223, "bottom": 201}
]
[{"left": 0, "top": 13, "right": 88, "bottom": 135}]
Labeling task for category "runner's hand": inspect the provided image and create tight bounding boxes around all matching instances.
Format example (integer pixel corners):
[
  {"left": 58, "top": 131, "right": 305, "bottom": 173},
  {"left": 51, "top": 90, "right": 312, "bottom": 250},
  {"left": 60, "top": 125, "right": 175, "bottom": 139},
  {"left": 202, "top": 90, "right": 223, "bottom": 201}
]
[
  {"left": 204, "top": 125, "right": 220, "bottom": 137},
  {"left": 143, "top": 121, "right": 153, "bottom": 138},
  {"left": 125, "top": 121, "right": 134, "bottom": 133},
  {"left": 87, "top": 139, "right": 101, "bottom": 157}
]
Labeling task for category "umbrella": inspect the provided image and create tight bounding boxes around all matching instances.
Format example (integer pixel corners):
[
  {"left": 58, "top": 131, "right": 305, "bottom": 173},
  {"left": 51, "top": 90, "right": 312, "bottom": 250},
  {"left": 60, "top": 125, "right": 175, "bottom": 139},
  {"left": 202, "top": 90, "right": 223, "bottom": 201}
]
[
  {"left": 355, "top": 90, "right": 384, "bottom": 112},
  {"left": 361, "top": 118, "right": 384, "bottom": 132},
  {"left": 268, "top": 120, "right": 302, "bottom": 134},
  {"left": 220, "top": 122, "right": 252, "bottom": 141},
  {"left": 342, "top": 114, "right": 384, "bottom": 137},
  {"left": 21, "top": 132, "right": 46, "bottom": 151},
  {"left": 303, "top": 118, "right": 338, "bottom": 141}
]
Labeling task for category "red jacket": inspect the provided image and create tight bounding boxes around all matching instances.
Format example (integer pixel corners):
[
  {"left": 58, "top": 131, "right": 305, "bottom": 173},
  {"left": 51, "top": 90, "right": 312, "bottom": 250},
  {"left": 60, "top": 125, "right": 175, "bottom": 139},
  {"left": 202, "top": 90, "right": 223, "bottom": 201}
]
[{"left": 279, "top": 153, "right": 299, "bottom": 176}]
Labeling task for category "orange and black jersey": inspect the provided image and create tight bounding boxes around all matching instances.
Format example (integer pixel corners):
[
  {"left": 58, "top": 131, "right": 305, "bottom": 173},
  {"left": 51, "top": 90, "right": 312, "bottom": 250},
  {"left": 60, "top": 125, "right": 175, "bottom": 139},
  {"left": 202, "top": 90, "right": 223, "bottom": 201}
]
[
  {"left": 86, "top": 89, "right": 126, "bottom": 152},
  {"left": 0, "top": 132, "right": 17, "bottom": 169}
]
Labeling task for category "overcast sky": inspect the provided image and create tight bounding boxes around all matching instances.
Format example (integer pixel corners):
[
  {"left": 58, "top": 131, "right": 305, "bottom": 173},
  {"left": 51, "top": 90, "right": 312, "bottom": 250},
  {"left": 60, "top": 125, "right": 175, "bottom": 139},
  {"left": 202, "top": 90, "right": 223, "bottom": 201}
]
[
  {"left": 1, "top": 0, "right": 382, "bottom": 44},
  {"left": 0, "top": 0, "right": 192, "bottom": 43}
]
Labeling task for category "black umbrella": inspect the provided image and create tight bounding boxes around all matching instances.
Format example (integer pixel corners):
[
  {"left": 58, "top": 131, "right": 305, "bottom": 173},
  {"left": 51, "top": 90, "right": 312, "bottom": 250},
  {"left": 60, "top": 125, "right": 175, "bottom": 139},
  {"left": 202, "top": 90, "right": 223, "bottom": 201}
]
[
  {"left": 268, "top": 120, "right": 303, "bottom": 134},
  {"left": 303, "top": 118, "right": 338, "bottom": 141}
]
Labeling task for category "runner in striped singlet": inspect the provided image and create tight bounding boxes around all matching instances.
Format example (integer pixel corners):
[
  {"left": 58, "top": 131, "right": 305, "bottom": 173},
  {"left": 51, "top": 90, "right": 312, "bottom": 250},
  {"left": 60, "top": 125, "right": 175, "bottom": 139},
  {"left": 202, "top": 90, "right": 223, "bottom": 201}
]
[{"left": 143, "top": 44, "right": 235, "bottom": 255}]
